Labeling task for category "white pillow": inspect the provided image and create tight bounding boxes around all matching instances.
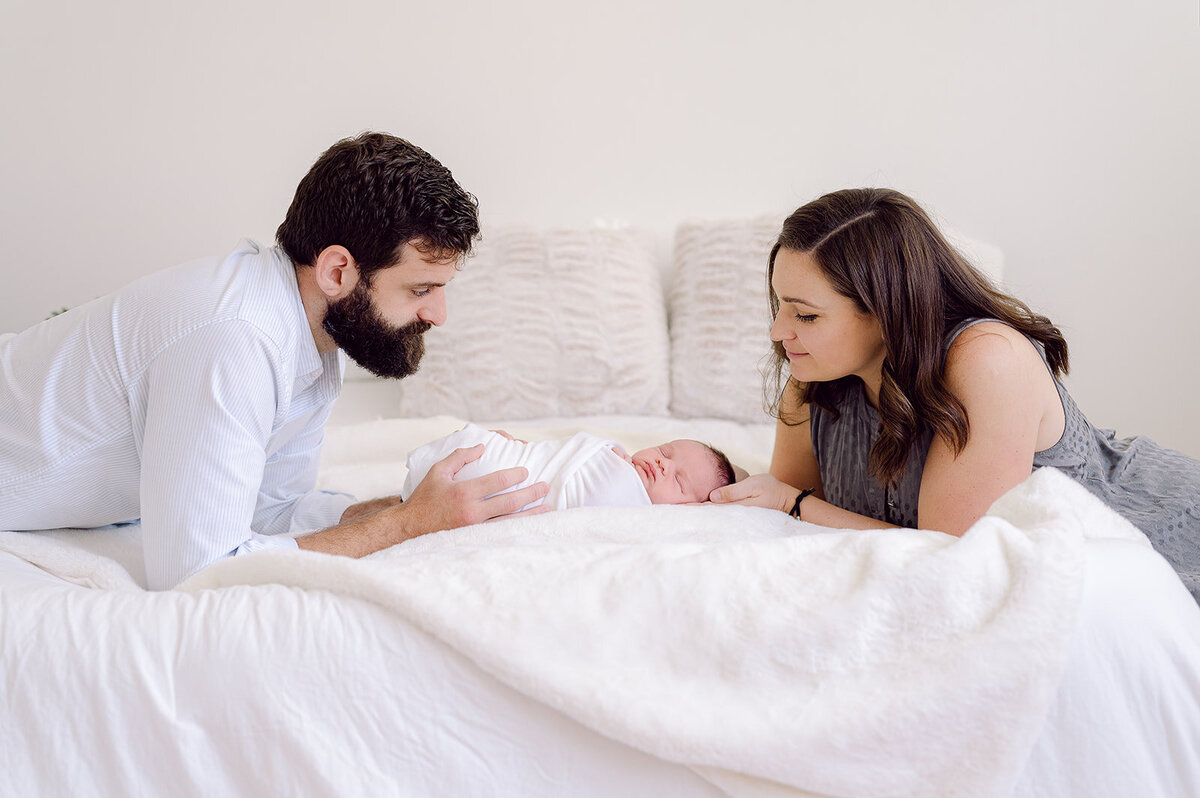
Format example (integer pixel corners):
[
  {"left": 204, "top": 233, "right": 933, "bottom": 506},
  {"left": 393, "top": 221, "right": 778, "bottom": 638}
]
[
  {"left": 398, "top": 226, "right": 670, "bottom": 420},
  {"left": 668, "top": 216, "right": 783, "bottom": 424},
  {"left": 667, "top": 215, "right": 1006, "bottom": 424}
]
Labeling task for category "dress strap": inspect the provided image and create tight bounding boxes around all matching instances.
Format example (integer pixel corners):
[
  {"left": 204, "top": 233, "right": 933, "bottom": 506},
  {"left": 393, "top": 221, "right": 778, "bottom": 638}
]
[{"left": 944, "top": 317, "right": 1003, "bottom": 351}]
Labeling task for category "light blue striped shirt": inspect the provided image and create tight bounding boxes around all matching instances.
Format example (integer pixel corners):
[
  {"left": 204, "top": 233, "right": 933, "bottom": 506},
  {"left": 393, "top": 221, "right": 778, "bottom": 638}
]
[{"left": 0, "top": 239, "right": 357, "bottom": 589}]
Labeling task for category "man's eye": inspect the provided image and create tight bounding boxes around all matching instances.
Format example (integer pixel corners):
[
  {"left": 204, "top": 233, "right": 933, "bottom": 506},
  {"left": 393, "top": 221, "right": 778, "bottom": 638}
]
[{"left": 412, "top": 288, "right": 432, "bottom": 298}]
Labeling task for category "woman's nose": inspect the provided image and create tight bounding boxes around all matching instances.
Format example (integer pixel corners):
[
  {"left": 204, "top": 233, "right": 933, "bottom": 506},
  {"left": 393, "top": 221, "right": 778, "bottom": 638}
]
[{"left": 770, "top": 310, "right": 790, "bottom": 341}]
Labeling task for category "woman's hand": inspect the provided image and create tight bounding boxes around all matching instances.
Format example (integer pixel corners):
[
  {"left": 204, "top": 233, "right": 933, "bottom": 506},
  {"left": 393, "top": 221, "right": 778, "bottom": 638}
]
[{"left": 708, "top": 474, "right": 801, "bottom": 513}]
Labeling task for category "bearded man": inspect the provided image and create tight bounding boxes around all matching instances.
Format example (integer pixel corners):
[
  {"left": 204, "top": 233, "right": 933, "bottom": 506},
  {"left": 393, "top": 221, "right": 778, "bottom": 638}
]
[{"left": 0, "top": 133, "right": 547, "bottom": 589}]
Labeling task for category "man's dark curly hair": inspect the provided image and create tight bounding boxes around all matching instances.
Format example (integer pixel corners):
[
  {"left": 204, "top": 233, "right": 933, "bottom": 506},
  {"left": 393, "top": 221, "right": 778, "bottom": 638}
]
[{"left": 276, "top": 132, "right": 480, "bottom": 280}]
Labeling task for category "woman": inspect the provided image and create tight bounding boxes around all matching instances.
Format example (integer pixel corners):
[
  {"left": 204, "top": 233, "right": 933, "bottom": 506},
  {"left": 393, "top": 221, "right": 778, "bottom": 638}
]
[{"left": 710, "top": 188, "right": 1200, "bottom": 601}]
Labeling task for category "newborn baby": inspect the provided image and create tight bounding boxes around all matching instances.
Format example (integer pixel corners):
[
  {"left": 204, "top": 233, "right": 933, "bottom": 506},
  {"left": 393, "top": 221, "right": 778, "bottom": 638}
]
[{"left": 400, "top": 423, "right": 736, "bottom": 509}]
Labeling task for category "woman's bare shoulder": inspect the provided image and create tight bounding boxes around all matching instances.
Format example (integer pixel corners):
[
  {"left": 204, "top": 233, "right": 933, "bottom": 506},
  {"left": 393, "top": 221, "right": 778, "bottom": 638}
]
[{"left": 944, "top": 321, "right": 1045, "bottom": 382}]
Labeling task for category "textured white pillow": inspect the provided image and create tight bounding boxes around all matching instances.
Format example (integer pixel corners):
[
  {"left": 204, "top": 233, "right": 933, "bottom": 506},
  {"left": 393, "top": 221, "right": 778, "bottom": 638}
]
[
  {"left": 667, "top": 215, "right": 1006, "bottom": 424},
  {"left": 668, "top": 216, "right": 783, "bottom": 424},
  {"left": 398, "top": 226, "right": 670, "bottom": 420}
]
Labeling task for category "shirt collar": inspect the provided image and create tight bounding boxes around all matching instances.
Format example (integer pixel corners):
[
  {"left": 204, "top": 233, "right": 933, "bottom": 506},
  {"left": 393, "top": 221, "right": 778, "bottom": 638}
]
[{"left": 274, "top": 245, "right": 326, "bottom": 392}]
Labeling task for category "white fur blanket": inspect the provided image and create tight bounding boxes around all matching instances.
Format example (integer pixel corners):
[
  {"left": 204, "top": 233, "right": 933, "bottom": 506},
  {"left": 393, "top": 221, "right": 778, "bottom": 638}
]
[{"left": 172, "top": 469, "right": 1144, "bottom": 798}]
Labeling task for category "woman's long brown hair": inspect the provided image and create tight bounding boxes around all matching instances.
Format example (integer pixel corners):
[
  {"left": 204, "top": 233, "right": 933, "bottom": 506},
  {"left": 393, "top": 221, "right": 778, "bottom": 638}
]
[{"left": 765, "top": 188, "right": 1068, "bottom": 487}]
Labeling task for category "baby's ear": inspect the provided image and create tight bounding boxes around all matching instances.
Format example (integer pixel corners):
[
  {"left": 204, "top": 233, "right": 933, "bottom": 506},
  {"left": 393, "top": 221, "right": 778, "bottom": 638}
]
[{"left": 733, "top": 465, "right": 749, "bottom": 482}]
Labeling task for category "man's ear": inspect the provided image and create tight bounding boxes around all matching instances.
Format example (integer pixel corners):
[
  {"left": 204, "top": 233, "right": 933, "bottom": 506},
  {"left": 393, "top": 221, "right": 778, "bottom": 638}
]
[{"left": 311, "top": 245, "right": 360, "bottom": 300}]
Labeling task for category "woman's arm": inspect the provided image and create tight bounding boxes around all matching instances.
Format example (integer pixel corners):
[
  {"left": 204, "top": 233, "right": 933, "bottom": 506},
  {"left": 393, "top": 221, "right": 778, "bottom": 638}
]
[
  {"left": 770, "top": 402, "right": 893, "bottom": 526},
  {"left": 916, "top": 323, "right": 1064, "bottom": 535},
  {"left": 713, "top": 385, "right": 895, "bottom": 529},
  {"left": 714, "top": 324, "right": 1061, "bottom": 534},
  {"left": 769, "top": 388, "right": 823, "bottom": 496}
]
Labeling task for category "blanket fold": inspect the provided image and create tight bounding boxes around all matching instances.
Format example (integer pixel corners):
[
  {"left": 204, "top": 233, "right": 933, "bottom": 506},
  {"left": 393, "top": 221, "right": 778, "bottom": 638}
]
[{"left": 168, "top": 468, "right": 1145, "bottom": 798}]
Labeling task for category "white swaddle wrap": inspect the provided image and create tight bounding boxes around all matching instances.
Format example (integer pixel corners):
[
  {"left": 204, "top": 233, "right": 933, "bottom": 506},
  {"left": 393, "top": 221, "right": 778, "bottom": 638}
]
[{"left": 400, "top": 424, "right": 652, "bottom": 510}]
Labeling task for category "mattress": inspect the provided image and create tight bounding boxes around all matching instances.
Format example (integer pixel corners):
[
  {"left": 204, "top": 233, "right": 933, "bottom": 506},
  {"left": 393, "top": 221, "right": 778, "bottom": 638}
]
[{"left": 3, "top": 414, "right": 1199, "bottom": 798}]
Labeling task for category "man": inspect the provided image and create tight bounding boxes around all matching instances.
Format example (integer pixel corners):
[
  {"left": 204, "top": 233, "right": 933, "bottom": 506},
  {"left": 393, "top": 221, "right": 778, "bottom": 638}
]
[{"left": 0, "top": 132, "right": 547, "bottom": 589}]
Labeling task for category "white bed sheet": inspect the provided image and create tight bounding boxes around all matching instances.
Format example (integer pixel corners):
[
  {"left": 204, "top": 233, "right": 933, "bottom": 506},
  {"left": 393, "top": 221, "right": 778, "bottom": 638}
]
[
  {"left": 4, "top": 534, "right": 1198, "bottom": 797},
  {"left": 0, "top": 551, "right": 724, "bottom": 798},
  {"left": 1011, "top": 539, "right": 1200, "bottom": 797},
  {"left": 3, "top": 414, "right": 1199, "bottom": 798}
]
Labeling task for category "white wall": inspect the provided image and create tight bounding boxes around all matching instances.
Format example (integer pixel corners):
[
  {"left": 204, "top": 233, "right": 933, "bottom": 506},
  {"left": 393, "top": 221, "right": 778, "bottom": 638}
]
[{"left": 2, "top": 0, "right": 1198, "bottom": 455}]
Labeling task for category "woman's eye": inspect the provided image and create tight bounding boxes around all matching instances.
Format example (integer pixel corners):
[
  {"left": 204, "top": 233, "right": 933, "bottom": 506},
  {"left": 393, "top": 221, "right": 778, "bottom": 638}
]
[{"left": 795, "top": 313, "right": 818, "bottom": 323}]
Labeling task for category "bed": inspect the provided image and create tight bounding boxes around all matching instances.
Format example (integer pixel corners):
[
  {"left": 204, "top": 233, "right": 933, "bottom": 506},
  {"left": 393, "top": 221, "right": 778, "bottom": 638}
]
[{"left": 3, "top": 220, "right": 1199, "bottom": 798}]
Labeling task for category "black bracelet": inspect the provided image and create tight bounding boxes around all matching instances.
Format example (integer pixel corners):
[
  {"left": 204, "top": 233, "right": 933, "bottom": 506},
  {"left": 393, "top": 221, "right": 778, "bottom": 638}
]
[{"left": 789, "top": 488, "right": 817, "bottom": 520}]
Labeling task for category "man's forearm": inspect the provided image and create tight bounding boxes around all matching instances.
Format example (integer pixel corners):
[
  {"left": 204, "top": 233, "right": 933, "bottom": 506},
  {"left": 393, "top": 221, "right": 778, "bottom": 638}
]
[
  {"left": 296, "top": 450, "right": 552, "bottom": 560},
  {"left": 297, "top": 499, "right": 417, "bottom": 558},
  {"left": 340, "top": 495, "right": 405, "bottom": 523}
]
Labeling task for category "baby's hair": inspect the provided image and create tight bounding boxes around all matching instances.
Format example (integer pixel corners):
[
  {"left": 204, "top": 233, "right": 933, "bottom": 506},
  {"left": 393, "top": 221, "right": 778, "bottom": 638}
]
[{"left": 705, "top": 444, "right": 736, "bottom": 489}]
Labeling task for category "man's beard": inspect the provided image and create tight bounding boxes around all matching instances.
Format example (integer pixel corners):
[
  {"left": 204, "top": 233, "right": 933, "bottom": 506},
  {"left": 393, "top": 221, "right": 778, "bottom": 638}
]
[{"left": 322, "top": 281, "right": 431, "bottom": 379}]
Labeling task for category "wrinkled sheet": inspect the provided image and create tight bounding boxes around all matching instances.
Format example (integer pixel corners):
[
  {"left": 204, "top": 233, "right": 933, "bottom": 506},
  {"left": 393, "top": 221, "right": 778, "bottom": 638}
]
[
  {"left": 181, "top": 468, "right": 1134, "bottom": 798},
  {"left": 3, "top": 416, "right": 1200, "bottom": 798}
]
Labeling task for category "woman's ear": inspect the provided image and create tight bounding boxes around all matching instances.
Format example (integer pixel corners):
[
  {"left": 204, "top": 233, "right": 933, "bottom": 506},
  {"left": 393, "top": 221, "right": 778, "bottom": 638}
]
[{"left": 312, "top": 245, "right": 360, "bottom": 300}]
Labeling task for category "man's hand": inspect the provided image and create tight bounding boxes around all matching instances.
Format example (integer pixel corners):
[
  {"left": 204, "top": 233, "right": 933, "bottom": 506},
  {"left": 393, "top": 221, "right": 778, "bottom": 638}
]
[
  {"left": 297, "top": 444, "right": 549, "bottom": 558},
  {"left": 490, "top": 429, "right": 528, "bottom": 444},
  {"left": 402, "top": 444, "right": 549, "bottom": 534},
  {"left": 609, "top": 445, "right": 633, "bottom": 464}
]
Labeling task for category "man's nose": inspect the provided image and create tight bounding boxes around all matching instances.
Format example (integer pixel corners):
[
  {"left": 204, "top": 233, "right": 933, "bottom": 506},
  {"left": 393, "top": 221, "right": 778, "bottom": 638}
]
[{"left": 418, "top": 291, "right": 447, "bottom": 327}]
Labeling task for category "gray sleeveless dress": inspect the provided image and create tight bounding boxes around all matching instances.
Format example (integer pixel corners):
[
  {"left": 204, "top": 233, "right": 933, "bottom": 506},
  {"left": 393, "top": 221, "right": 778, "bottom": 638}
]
[{"left": 810, "top": 318, "right": 1200, "bottom": 602}]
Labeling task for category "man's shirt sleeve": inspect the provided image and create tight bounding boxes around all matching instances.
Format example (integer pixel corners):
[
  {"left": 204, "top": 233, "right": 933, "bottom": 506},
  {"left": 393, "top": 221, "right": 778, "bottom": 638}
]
[
  {"left": 254, "top": 406, "right": 356, "bottom": 537},
  {"left": 138, "top": 321, "right": 315, "bottom": 590}
]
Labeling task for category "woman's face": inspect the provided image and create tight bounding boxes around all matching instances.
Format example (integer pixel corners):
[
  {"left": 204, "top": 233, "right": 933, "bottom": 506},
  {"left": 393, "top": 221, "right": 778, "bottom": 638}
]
[{"left": 769, "top": 248, "right": 887, "bottom": 388}]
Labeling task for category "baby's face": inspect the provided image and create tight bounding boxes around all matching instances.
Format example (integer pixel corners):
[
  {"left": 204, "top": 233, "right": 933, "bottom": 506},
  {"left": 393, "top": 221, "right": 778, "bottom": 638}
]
[{"left": 628, "top": 439, "right": 721, "bottom": 504}]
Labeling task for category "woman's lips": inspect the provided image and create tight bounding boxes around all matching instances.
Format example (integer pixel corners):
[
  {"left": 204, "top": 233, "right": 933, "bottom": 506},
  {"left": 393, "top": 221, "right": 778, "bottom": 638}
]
[{"left": 785, "top": 349, "right": 809, "bottom": 360}]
